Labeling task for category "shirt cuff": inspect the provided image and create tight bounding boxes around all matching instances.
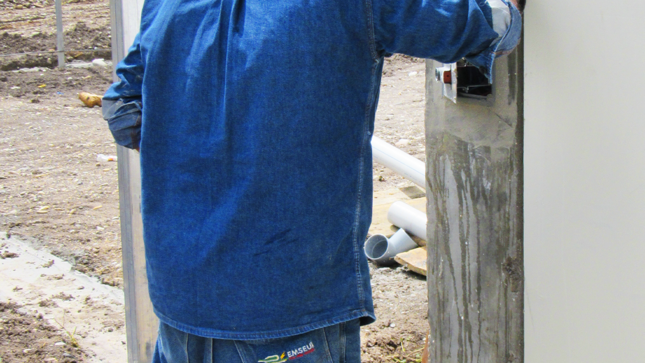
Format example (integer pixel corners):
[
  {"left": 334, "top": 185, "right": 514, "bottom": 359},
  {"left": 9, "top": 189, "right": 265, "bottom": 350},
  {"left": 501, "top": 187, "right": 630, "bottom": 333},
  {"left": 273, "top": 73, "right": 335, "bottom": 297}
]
[
  {"left": 102, "top": 98, "right": 143, "bottom": 150},
  {"left": 465, "top": 0, "right": 522, "bottom": 82}
]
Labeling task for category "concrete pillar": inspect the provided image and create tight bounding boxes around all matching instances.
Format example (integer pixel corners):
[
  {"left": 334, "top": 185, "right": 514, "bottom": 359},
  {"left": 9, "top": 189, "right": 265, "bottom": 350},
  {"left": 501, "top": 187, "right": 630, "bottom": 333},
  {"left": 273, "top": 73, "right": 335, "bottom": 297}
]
[{"left": 424, "top": 46, "right": 524, "bottom": 362}]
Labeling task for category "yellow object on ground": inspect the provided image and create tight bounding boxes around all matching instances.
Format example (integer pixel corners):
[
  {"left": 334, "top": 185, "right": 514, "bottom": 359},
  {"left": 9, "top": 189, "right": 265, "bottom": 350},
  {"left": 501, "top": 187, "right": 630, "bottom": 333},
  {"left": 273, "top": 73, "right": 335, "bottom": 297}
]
[{"left": 78, "top": 92, "right": 102, "bottom": 108}]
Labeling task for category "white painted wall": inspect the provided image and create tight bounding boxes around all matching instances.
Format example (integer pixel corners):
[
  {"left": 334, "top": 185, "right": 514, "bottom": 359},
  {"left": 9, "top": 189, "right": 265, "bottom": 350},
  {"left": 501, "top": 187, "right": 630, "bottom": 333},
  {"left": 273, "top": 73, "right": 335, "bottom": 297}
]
[{"left": 524, "top": 2, "right": 645, "bottom": 362}]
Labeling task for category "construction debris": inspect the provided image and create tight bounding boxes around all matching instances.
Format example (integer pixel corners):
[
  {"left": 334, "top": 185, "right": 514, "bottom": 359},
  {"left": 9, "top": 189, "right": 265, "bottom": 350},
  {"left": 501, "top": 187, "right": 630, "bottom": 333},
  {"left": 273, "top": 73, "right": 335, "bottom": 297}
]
[{"left": 78, "top": 91, "right": 102, "bottom": 107}]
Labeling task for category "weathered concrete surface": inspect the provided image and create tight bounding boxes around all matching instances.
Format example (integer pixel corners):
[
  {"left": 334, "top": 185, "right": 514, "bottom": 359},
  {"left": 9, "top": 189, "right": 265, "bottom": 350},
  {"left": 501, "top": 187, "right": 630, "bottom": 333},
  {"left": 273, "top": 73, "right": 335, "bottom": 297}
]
[
  {"left": 0, "top": 232, "right": 127, "bottom": 362},
  {"left": 424, "top": 46, "right": 523, "bottom": 363}
]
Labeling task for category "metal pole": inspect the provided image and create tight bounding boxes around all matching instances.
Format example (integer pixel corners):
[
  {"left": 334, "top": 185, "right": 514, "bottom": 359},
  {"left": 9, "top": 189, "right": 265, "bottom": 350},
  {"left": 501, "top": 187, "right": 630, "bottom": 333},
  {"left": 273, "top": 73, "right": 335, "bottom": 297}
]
[
  {"left": 110, "top": 0, "right": 158, "bottom": 361},
  {"left": 55, "top": 0, "right": 65, "bottom": 68}
]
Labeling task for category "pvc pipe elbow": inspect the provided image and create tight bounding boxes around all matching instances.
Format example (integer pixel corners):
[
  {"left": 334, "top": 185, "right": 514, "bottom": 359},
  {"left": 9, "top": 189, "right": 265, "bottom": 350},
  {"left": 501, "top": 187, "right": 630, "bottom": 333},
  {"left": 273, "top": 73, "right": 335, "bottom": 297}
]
[{"left": 364, "top": 229, "right": 418, "bottom": 266}]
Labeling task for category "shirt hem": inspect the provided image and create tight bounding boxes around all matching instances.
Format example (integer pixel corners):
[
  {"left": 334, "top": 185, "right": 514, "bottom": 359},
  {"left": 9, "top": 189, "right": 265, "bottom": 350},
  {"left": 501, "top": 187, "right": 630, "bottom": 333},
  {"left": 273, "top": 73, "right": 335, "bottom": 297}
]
[{"left": 153, "top": 308, "right": 376, "bottom": 341}]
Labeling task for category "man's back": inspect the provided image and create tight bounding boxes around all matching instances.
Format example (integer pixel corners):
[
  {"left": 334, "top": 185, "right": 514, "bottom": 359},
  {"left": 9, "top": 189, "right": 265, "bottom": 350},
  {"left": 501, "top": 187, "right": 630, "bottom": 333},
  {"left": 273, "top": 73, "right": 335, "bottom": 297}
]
[
  {"left": 126, "top": 0, "right": 377, "bottom": 338},
  {"left": 104, "top": 0, "right": 521, "bottom": 344}
]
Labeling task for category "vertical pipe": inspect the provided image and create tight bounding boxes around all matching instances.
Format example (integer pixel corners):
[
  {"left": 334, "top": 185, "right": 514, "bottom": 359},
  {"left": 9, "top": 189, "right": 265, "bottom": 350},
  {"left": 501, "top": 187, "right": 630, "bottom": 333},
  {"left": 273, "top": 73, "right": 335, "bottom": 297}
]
[{"left": 55, "top": 0, "right": 65, "bottom": 68}]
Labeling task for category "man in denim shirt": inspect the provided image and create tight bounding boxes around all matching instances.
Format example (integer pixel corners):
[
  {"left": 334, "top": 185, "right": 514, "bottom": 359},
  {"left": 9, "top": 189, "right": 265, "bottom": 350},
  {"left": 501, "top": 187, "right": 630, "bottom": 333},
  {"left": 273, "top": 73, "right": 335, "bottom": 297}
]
[{"left": 104, "top": 0, "right": 522, "bottom": 361}]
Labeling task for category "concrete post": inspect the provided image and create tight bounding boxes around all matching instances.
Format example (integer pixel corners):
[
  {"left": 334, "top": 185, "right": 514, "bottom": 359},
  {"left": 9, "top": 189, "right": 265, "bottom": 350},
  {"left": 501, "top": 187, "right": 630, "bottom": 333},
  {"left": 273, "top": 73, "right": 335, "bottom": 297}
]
[{"left": 424, "top": 45, "right": 524, "bottom": 362}]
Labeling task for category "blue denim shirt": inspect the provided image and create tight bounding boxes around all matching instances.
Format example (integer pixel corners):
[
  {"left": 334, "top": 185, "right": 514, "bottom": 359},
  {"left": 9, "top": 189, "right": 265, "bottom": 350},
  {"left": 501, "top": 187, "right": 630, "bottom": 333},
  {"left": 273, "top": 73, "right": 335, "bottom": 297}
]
[{"left": 104, "top": 0, "right": 521, "bottom": 340}]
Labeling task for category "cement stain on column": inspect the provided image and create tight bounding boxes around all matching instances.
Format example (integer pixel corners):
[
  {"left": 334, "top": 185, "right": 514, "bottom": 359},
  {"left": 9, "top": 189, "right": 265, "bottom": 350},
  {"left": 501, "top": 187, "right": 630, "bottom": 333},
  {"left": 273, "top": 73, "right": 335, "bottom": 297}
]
[{"left": 425, "top": 46, "right": 524, "bottom": 363}]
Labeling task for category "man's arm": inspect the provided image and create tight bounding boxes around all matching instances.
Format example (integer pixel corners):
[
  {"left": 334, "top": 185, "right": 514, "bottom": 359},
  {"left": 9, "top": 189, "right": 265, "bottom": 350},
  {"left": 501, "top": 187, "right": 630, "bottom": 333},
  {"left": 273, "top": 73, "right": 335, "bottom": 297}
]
[
  {"left": 371, "top": 0, "right": 523, "bottom": 81},
  {"left": 103, "top": 34, "right": 144, "bottom": 151},
  {"left": 467, "top": 0, "right": 522, "bottom": 81}
]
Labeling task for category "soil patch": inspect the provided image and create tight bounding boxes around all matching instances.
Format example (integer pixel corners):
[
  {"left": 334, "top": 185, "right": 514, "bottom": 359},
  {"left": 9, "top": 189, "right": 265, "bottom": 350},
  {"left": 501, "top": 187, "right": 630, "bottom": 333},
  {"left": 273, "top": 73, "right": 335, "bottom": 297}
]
[
  {"left": 0, "top": 302, "right": 89, "bottom": 363},
  {"left": 361, "top": 265, "right": 429, "bottom": 363},
  {"left": 0, "top": 0, "right": 111, "bottom": 70},
  {"left": 0, "top": 65, "right": 120, "bottom": 287}
]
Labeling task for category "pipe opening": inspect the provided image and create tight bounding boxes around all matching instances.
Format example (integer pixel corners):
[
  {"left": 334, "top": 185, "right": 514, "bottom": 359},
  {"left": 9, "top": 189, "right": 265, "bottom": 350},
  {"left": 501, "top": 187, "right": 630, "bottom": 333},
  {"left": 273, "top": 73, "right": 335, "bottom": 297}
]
[
  {"left": 364, "top": 230, "right": 416, "bottom": 265},
  {"left": 365, "top": 235, "right": 389, "bottom": 260}
]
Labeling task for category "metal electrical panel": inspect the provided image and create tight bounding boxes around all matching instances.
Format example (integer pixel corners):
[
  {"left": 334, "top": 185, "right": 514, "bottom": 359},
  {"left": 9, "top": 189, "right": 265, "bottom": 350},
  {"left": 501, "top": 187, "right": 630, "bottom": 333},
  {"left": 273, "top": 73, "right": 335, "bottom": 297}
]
[
  {"left": 424, "top": 47, "right": 523, "bottom": 362},
  {"left": 434, "top": 61, "right": 493, "bottom": 103}
]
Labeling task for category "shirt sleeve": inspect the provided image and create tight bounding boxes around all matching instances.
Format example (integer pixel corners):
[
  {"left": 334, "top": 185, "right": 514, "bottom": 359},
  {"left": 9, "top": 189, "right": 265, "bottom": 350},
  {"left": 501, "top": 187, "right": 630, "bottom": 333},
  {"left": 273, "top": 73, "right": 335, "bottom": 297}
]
[
  {"left": 102, "top": 33, "right": 144, "bottom": 150},
  {"left": 370, "top": 0, "right": 522, "bottom": 81}
]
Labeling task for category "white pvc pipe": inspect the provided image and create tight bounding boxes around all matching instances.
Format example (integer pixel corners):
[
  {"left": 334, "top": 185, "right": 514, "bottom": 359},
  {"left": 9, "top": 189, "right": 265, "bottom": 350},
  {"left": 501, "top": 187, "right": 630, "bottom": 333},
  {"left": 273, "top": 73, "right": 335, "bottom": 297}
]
[
  {"left": 387, "top": 201, "right": 427, "bottom": 240},
  {"left": 364, "top": 201, "right": 428, "bottom": 265},
  {"left": 364, "top": 229, "right": 417, "bottom": 265},
  {"left": 371, "top": 136, "right": 425, "bottom": 188}
]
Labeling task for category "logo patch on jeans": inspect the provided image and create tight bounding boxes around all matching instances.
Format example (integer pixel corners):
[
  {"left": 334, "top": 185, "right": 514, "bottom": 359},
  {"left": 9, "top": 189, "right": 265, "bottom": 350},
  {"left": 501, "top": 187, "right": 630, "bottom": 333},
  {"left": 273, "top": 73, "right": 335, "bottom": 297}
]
[
  {"left": 258, "top": 352, "right": 287, "bottom": 363},
  {"left": 258, "top": 341, "right": 315, "bottom": 362},
  {"left": 287, "top": 341, "right": 315, "bottom": 360}
]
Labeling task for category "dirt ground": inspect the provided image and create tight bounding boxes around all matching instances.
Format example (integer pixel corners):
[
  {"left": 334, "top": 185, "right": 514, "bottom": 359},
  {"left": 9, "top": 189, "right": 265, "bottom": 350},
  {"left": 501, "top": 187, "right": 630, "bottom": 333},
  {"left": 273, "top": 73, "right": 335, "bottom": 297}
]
[
  {"left": 0, "top": 0, "right": 110, "bottom": 70},
  {"left": 1, "top": 231, "right": 127, "bottom": 363},
  {"left": 0, "top": 1, "right": 428, "bottom": 362},
  {"left": 0, "top": 301, "right": 88, "bottom": 363}
]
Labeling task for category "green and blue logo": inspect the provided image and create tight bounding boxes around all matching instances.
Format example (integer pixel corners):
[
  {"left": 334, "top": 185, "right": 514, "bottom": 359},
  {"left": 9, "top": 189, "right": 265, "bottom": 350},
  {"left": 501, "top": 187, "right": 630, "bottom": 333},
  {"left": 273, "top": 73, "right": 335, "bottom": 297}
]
[{"left": 258, "top": 352, "right": 287, "bottom": 363}]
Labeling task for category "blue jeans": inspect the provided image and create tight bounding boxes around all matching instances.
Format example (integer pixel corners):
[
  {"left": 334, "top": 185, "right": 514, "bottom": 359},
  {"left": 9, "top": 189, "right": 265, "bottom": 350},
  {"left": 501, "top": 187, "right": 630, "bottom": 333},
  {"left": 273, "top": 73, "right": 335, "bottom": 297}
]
[{"left": 152, "top": 320, "right": 361, "bottom": 363}]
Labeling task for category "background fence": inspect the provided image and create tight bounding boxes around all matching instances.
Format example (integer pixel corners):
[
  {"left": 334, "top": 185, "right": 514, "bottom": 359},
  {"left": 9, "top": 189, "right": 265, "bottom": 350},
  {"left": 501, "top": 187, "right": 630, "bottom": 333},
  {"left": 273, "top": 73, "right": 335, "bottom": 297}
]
[{"left": 0, "top": 0, "right": 111, "bottom": 70}]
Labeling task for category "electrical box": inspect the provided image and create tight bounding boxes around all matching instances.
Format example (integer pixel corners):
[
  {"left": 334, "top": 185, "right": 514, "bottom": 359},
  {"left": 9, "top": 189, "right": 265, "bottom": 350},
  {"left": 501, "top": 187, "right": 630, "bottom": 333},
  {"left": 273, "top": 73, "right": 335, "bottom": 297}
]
[{"left": 434, "top": 60, "right": 493, "bottom": 103}]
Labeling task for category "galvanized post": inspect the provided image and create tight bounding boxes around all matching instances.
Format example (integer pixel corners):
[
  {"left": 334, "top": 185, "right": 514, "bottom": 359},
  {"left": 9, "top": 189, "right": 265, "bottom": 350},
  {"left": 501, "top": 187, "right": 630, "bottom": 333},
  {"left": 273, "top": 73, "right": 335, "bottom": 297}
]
[
  {"left": 424, "top": 44, "right": 524, "bottom": 362},
  {"left": 109, "top": 0, "right": 158, "bottom": 362},
  {"left": 55, "top": 0, "right": 65, "bottom": 68}
]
